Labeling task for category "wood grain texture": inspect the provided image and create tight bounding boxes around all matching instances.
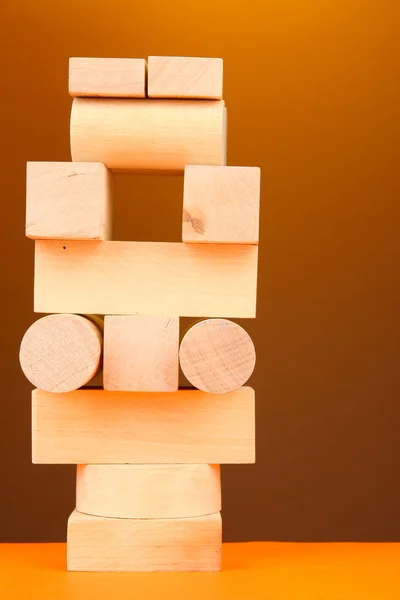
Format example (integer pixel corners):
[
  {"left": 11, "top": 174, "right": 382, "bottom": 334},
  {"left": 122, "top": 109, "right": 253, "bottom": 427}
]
[
  {"left": 148, "top": 56, "right": 223, "bottom": 99},
  {"left": 32, "top": 387, "right": 255, "bottom": 464},
  {"left": 69, "top": 57, "right": 146, "bottom": 98},
  {"left": 180, "top": 319, "right": 256, "bottom": 394},
  {"left": 104, "top": 316, "right": 179, "bottom": 391},
  {"left": 70, "top": 98, "right": 226, "bottom": 172},
  {"left": 183, "top": 166, "right": 260, "bottom": 244},
  {"left": 34, "top": 240, "right": 258, "bottom": 318},
  {"left": 76, "top": 464, "right": 221, "bottom": 518},
  {"left": 20, "top": 315, "right": 102, "bottom": 393},
  {"left": 67, "top": 509, "right": 222, "bottom": 572},
  {"left": 26, "top": 162, "right": 112, "bottom": 240}
]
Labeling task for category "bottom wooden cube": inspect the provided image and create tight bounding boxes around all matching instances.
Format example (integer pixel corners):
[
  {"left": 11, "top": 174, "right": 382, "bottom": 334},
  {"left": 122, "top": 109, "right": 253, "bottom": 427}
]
[{"left": 67, "top": 509, "right": 222, "bottom": 572}]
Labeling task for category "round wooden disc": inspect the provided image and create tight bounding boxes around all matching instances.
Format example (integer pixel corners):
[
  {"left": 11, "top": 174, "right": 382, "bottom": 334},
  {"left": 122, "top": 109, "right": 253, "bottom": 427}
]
[
  {"left": 76, "top": 464, "right": 221, "bottom": 519},
  {"left": 179, "top": 318, "right": 255, "bottom": 394},
  {"left": 19, "top": 314, "right": 102, "bottom": 393}
]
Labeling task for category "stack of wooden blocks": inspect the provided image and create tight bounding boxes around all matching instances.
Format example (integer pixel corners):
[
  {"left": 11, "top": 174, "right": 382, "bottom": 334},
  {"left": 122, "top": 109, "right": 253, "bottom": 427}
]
[{"left": 19, "top": 56, "right": 260, "bottom": 572}]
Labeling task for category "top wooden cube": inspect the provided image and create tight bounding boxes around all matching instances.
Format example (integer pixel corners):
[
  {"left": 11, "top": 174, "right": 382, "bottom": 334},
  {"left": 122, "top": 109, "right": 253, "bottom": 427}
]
[
  {"left": 148, "top": 57, "right": 223, "bottom": 99},
  {"left": 69, "top": 57, "right": 147, "bottom": 98}
]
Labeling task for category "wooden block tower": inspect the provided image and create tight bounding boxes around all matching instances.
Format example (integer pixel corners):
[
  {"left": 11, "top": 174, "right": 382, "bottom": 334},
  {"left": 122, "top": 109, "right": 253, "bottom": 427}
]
[{"left": 20, "top": 56, "right": 260, "bottom": 572}]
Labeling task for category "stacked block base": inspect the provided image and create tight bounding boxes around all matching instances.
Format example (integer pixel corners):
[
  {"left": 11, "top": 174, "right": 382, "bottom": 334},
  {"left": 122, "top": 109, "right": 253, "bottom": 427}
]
[{"left": 67, "top": 510, "right": 222, "bottom": 572}]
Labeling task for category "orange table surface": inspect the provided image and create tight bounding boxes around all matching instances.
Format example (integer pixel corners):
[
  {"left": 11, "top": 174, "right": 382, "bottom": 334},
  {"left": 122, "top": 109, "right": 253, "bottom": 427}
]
[{"left": 1, "top": 542, "right": 400, "bottom": 599}]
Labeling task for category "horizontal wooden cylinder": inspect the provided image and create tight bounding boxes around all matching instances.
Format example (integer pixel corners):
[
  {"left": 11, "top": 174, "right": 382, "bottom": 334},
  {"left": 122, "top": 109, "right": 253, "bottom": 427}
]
[
  {"left": 180, "top": 319, "right": 256, "bottom": 394},
  {"left": 20, "top": 314, "right": 102, "bottom": 393},
  {"left": 67, "top": 509, "right": 222, "bottom": 572},
  {"left": 34, "top": 240, "right": 258, "bottom": 318},
  {"left": 76, "top": 464, "right": 221, "bottom": 518},
  {"left": 32, "top": 387, "right": 255, "bottom": 464},
  {"left": 70, "top": 98, "right": 226, "bottom": 172}
]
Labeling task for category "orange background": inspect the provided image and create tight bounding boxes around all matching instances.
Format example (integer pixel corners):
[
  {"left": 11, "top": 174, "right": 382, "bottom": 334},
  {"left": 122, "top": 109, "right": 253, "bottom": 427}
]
[
  {"left": 0, "top": 0, "right": 399, "bottom": 542},
  {"left": 3, "top": 543, "right": 400, "bottom": 599}
]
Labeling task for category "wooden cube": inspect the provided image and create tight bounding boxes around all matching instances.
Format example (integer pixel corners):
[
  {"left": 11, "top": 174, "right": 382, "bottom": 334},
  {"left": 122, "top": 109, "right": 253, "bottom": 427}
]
[
  {"left": 69, "top": 57, "right": 146, "bottom": 98},
  {"left": 103, "top": 315, "right": 179, "bottom": 392},
  {"left": 148, "top": 56, "right": 223, "bottom": 99},
  {"left": 67, "top": 509, "right": 222, "bottom": 572},
  {"left": 26, "top": 162, "right": 112, "bottom": 240},
  {"left": 183, "top": 165, "right": 260, "bottom": 244}
]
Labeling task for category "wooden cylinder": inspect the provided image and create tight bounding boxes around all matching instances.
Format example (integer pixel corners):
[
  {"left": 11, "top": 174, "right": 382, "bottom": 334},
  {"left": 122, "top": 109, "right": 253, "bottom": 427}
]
[
  {"left": 76, "top": 464, "right": 221, "bottom": 519},
  {"left": 70, "top": 98, "right": 226, "bottom": 172},
  {"left": 19, "top": 314, "right": 102, "bottom": 393},
  {"left": 179, "top": 318, "right": 256, "bottom": 394}
]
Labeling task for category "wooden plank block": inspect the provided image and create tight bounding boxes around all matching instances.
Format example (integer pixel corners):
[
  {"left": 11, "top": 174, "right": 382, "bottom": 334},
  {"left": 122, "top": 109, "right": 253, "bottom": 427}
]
[
  {"left": 70, "top": 98, "right": 226, "bottom": 172},
  {"left": 67, "top": 509, "right": 222, "bottom": 572},
  {"left": 32, "top": 387, "right": 255, "bottom": 464},
  {"left": 20, "top": 315, "right": 102, "bottom": 393},
  {"left": 148, "top": 56, "right": 223, "bottom": 99},
  {"left": 179, "top": 319, "right": 256, "bottom": 394},
  {"left": 76, "top": 464, "right": 221, "bottom": 518},
  {"left": 34, "top": 240, "right": 258, "bottom": 318},
  {"left": 26, "top": 162, "right": 112, "bottom": 240},
  {"left": 69, "top": 57, "right": 146, "bottom": 98},
  {"left": 104, "top": 316, "right": 179, "bottom": 392},
  {"left": 183, "top": 166, "right": 260, "bottom": 244}
]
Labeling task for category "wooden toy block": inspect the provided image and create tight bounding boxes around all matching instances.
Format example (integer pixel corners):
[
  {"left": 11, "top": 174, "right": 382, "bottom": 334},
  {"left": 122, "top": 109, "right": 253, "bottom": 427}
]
[
  {"left": 69, "top": 57, "right": 146, "bottom": 98},
  {"left": 76, "top": 464, "right": 221, "bottom": 518},
  {"left": 179, "top": 319, "right": 256, "bottom": 394},
  {"left": 25, "top": 162, "right": 112, "bottom": 240},
  {"left": 148, "top": 56, "right": 223, "bottom": 99},
  {"left": 34, "top": 240, "right": 258, "bottom": 318},
  {"left": 70, "top": 98, "right": 226, "bottom": 172},
  {"left": 20, "top": 315, "right": 102, "bottom": 393},
  {"left": 183, "top": 166, "right": 261, "bottom": 244},
  {"left": 67, "top": 509, "right": 222, "bottom": 572},
  {"left": 104, "top": 316, "right": 179, "bottom": 392},
  {"left": 32, "top": 387, "right": 255, "bottom": 464}
]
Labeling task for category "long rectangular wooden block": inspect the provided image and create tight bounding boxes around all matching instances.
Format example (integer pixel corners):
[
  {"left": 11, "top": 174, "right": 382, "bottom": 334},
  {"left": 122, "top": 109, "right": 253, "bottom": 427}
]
[
  {"left": 183, "top": 166, "right": 261, "bottom": 244},
  {"left": 32, "top": 387, "right": 255, "bottom": 464},
  {"left": 26, "top": 162, "right": 112, "bottom": 240},
  {"left": 104, "top": 316, "right": 179, "bottom": 392},
  {"left": 70, "top": 98, "right": 226, "bottom": 172},
  {"left": 67, "top": 509, "right": 222, "bottom": 572},
  {"left": 148, "top": 56, "right": 223, "bottom": 99},
  {"left": 34, "top": 240, "right": 258, "bottom": 317},
  {"left": 69, "top": 57, "right": 146, "bottom": 98}
]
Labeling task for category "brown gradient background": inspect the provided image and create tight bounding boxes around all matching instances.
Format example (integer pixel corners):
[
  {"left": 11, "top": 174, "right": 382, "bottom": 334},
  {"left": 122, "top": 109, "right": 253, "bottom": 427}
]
[{"left": 1, "top": 0, "right": 399, "bottom": 543}]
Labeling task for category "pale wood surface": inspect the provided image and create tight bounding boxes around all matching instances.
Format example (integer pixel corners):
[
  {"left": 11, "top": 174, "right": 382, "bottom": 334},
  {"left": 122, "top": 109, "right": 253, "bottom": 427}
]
[
  {"left": 104, "top": 316, "right": 179, "bottom": 391},
  {"left": 26, "top": 162, "right": 112, "bottom": 240},
  {"left": 148, "top": 56, "right": 223, "bottom": 99},
  {"left": 67, "top": 509, "right": 222, "bottom": 572},
  {"left": 76, "top": 464, "right": 221, "bottom": 518},
  {"left": 183, "top": 166, "right": 260, "bottom": 244},
  {"left": 70, "top": 98, "right": 226, "bottom": 172},
  {"left": 180, "top": 319, "right": 256, "bottom": 394},
  {"left": 20, "top": 315, "right": 102, "bottom": 393},
  {"left": 32, "top": 387, "right": 255, "bottom": 464},
  {"left": 34, "top": 240, "right": 258, "bottom": 318},
  {"left": 69, "top": 57, "right": 146, "bottom": 98}
]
